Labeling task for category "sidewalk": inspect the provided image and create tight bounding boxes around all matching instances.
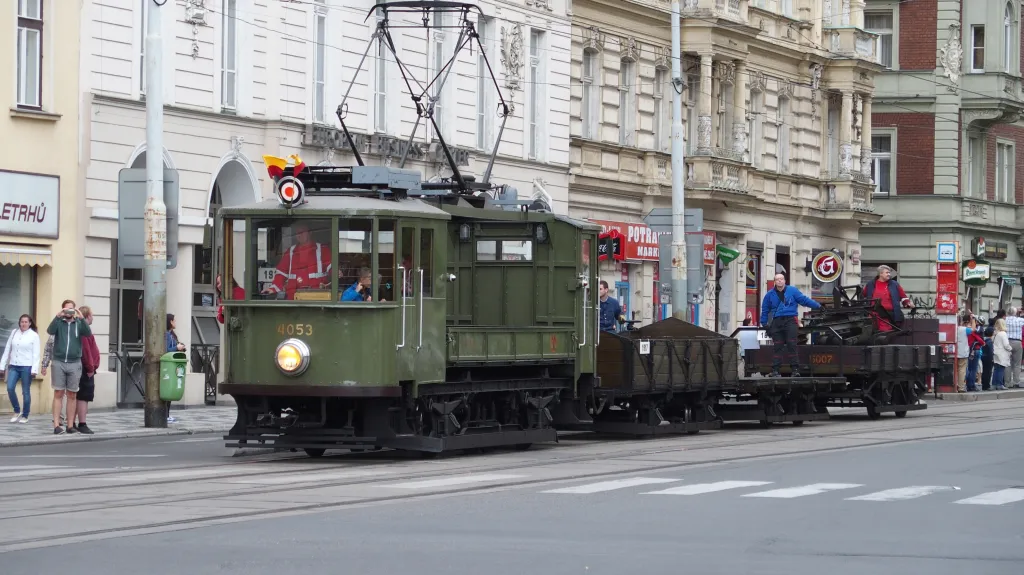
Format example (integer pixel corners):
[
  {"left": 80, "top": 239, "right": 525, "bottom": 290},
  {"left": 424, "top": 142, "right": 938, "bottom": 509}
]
[
  {"left": 932, "top": 387, "right": 1024, "bottom": 402},
  {"left": 0, "top": 405, "right": 236, "bottom": 448}
]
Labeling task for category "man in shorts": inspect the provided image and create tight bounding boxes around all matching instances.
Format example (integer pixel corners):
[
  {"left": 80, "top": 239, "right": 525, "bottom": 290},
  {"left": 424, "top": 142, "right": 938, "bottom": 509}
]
[
  {"left": 70, "top": 306, "right": 99, "bottom": 434},
  {"left": 45, "top": 299, "right": 91, "bottom": 435}
]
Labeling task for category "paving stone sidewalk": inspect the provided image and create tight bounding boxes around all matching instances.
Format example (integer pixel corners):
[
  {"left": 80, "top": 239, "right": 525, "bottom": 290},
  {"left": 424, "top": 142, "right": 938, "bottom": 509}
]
[
  {"left": 933, "top": 387, "right": 1024, "bottom": 402},
  {"left": 0, "top": 406, "right": 236, "bottom": 448}
]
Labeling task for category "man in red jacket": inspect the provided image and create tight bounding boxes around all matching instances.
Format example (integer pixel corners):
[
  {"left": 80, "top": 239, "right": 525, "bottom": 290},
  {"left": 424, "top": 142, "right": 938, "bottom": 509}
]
[
  {"left": 216, "top": 274, "right": 246, "bottom": 324},
  {"left": 260, "top": 222, "right": 331, "bottom": 299},
  {"left": 71, "top": 306, "right": 100, "bottom": 434},
  {"left": 863, "top": 265, "right": 912, "bottom": 332}
]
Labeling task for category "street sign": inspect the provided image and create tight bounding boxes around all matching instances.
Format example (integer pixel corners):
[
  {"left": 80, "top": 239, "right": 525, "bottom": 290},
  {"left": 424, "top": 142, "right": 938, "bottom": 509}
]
[
  {"left": 117, "top": 168, "right": 179, "bottom": 269},
  {"left": 643, "top": 207, "right": 703, "bottom": 233},
  {"left": 936, "top": 241, "right": 958, "bottom": 263}
]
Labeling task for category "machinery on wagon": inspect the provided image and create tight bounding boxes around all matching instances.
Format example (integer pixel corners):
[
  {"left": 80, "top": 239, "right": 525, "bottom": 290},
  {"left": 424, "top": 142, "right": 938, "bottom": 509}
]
[
  {"left": 217, "top": 1, "right": 937, "bottom": 458},
  {"left": 744, "top": 284, "right": 939, "bottom": 419}
]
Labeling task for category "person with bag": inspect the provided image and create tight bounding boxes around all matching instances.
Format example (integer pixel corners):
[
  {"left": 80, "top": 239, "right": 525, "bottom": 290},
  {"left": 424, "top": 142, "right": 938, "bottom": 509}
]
[
  {"left": 759, "top": 273, "right": 822, "bottom": 378},
  {"left": 1, "top": 314, "right": 41, "bottom": 423}
]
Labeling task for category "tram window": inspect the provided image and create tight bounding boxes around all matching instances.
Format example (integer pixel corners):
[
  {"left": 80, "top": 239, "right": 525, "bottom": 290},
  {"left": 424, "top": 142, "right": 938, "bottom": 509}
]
[
  {"left": 252, "top": 218, "right": 332, "bottom": 301},
  {"left": 220, "top": 218, "right": 245, "bottom": 301},
  {"left": 476, "top": 240, "right": 497, "bottom": 261},
  {"left": 420, "top": 228, "right": 433, "bottom": 297},
  {"left": 501, "top": 240, "right": 533, "bottom": 261},
  {"left": 339, "top": 219, "right": 374, "bottom": 301},
  {"left": 378, "top": 219, "right": 396, "bottom": 302},
  {"left": 399, "top": 226, "right": 415, "bottom": 297}
]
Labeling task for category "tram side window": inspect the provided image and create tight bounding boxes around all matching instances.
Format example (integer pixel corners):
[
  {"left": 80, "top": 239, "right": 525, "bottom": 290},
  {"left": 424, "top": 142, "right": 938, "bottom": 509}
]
[
  {"left": 338, "top": 219, "right": 374, "bottom": 302},
  {"left": 399, "top": 226, "right": 415, "bottom": 298},
  {"left": 220, "top": 218, "right": 245, "bottom": 300},
  {"left": 253, "top": 218, "right": 332, "bottom": 300},
  {"left": 377, "top": 219, "right": 396, "bottom": 302},
  {"left": 420, "top": 228, "right": 433, "bottom": 297}
]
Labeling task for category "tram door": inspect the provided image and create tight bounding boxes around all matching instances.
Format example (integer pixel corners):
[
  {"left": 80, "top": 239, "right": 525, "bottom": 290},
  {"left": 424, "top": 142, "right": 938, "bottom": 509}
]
[{"left": 395, "top": 223, "right": 441, "bottom": 383}]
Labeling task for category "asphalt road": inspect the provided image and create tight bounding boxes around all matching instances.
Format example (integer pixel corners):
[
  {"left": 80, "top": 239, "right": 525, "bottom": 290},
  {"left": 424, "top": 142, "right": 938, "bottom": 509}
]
[{"left": 2, "top": 401, "right": 1023, "bottom": 574}]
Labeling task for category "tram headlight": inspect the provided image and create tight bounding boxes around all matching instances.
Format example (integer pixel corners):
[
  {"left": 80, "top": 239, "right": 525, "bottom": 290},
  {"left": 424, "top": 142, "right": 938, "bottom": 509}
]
[{"left": 275, "top": 338, "right": 311, "bottom": 376}]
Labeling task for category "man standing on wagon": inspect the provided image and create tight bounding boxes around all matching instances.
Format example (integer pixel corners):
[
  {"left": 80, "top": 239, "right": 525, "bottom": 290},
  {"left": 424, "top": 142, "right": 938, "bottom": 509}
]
[
  {"left": 759, "top": 273, "right": 822, "bottom": 377},
  {"left": 862, "top": 264, "right": 912, "bottom": 332},
  {"left": 261, "top": 222, "right": 332, "bottom": 299}
]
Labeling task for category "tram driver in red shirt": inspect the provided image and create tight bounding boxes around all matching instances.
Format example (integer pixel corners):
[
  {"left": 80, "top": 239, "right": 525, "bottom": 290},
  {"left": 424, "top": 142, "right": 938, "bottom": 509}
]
[
  {"left": 863, "top": 264, "right": 912, "bottom": 332},
  {"left": 261, "top": 222, "right": 332, "bottom": 299}
]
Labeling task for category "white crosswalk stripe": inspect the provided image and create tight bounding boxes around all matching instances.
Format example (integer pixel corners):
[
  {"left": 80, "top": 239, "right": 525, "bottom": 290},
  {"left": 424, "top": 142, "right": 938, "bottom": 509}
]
[
  {"left": 542, "top": 477, "right": 680, "bottom": 494},
  {"left": 954, "top": 488, "right": 1024, "bottom": 506},
  {"left": 383, "top": 474, "right": 526, "bottom": 489},
  {"left": 846, "top": 486, "right": 954, "bottom": 501},
  {"left": 741, "top": 483, "right": 864, "bottom": 498},
  {"left": 642, "top": 481, "right": 774, "bottom": 496}
]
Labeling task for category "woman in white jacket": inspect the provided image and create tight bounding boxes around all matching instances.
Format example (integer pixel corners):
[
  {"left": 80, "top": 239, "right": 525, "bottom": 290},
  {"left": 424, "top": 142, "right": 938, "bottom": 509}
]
[
  {"left": 992, "top": 318, "right": 1011, "bottom": 391},
  {"left": 0, "top": 314, "right": 40, "bottom": 423}
]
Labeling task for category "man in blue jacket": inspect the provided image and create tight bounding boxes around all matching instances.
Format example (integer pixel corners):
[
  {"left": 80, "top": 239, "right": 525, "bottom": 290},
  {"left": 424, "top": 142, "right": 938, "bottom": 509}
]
[{"left": 759, "top": 273, "right": 821, "bottom": 377}]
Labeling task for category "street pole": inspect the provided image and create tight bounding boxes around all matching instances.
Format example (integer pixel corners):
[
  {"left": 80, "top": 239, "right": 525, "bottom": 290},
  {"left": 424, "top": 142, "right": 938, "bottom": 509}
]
[
  {"left": 670, "top": 0, "right": 689, "bottom": 321},
  {"left": 143, "top": 0, "right": 167, "bottom": 428}
]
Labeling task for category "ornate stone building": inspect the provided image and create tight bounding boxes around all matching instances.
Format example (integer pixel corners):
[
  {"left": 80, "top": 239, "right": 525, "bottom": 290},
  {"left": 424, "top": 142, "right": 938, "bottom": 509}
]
[
  {"left": 861, "top": 0, "right": 1024, "bottom": 317},
  {"left": 568, "top": 0, "right": 882, "bottom": 333}
]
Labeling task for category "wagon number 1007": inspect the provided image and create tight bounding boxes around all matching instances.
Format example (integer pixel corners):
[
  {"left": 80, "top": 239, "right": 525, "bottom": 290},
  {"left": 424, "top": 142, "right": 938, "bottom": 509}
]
[{"left": 277, "top": 323, "right": 313, "bottom": 336}]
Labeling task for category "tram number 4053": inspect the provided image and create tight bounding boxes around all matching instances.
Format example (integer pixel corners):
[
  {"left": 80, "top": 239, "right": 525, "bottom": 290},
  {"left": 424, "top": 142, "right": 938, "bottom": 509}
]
[
  {"left": 809, "top": 353, "right": 834, "bottom": 365},
  {"left": 277, "top": 323, "right": 313, "bottom": 336}
]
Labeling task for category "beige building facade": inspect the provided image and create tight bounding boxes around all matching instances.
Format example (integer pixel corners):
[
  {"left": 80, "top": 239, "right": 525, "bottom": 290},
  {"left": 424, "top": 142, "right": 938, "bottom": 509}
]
[
  {"left": 568, "top": 0, "right": 883, "bottom": 333},
  {"left": 0, "top": 1, "right": 84, "bottom": 416}
]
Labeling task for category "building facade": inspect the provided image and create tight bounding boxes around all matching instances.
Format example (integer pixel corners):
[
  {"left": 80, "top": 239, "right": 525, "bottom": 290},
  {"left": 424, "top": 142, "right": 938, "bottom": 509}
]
[
  {"left": 0, "top": 1, "right": 83, "bottom": 416},
  {"left": 568, "top": 0, "right": 882, "bottom": 333},
  {"left": 81, "top": 0, "right": 571, "bottom": 408},
  {"left": 861, "top": 0, "right": 1024, "bottom": 318}
]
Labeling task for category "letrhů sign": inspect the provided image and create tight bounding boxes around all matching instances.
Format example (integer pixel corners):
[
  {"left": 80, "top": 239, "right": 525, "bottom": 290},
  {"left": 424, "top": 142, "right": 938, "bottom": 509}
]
[
  {"left": 589, "top": 219, "right": 660, "bottom": 261},
  {"left": 0, "top": 170, "right": 60, "bottom": 239}
]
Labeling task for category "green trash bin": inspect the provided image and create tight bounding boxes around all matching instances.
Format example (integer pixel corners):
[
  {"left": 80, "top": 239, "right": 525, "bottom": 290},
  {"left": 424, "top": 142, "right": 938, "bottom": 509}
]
[{"left": 159, "top": 351, "right": 188, "bottom": 402}]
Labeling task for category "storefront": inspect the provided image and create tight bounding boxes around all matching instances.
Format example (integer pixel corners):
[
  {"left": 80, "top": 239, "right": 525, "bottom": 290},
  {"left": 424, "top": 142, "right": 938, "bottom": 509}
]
[
  {"left": 0, "top": 169, "right": 69, "bottom": 416},
  {"left": 590, "top": 219, "right": 660, "bottom": 328}
]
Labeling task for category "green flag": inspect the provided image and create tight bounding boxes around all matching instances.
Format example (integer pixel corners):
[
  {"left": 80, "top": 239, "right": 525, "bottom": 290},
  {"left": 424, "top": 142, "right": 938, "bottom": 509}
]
[{"left": 716, "top": 244, "right": 740, "bottom": 265}]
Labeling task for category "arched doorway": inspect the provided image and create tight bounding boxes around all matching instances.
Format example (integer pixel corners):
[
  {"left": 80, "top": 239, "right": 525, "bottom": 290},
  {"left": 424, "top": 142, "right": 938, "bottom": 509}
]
[{"left": 192, "top": 156, "right": 260, "bottom": 403}]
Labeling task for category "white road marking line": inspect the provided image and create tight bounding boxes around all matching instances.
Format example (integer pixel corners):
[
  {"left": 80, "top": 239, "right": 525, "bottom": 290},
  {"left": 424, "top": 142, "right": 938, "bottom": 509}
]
[
  {"left": 954, "top": 488, "right": 1024, "bottom": 506},
  {"left": 542, "top": 477, "right": 681, "bottom": 494},
  {"left": 226, "top": 470, "right": 392, "bottom": 485},
  {"left": 642, "top": 480, "right": 774, "bottom": 496},
  {"left": 846, "top": 486, "right": 954, "bottom": 501},
  {"left": 742, "top": 483, "right": 864, "bottom": 499},
  {"left": 383, "top": 474, "right": 526, "bottom": 489},
  {"left": 0, "top": 455, "right": 166, "bottom": 458},
  {"left": 154, "top": 437, "right": 223, "bottom": 444}
]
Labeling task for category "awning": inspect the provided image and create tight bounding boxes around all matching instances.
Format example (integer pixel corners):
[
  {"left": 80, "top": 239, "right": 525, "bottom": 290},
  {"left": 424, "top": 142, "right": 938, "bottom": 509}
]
[{"left": 0, "top": 244, "right": 52, "bottom": 267}]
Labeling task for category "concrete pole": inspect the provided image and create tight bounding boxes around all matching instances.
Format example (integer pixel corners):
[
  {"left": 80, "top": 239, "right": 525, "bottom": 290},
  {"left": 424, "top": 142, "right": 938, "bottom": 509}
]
[
  {"left": 143, "top": 0, "right": 167, "bottom": 428},
  {"left": 670, "top": 0, "right": 689, "bottom": 321}
]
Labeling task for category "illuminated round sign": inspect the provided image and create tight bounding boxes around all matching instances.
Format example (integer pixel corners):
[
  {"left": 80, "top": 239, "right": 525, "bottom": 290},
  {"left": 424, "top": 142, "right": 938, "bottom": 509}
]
[
  {"left": 811, "top": 251, "right": 844, "bottom": 283},
  {"left": 276, "top": 176, "right": 305, "bottom": 205}
]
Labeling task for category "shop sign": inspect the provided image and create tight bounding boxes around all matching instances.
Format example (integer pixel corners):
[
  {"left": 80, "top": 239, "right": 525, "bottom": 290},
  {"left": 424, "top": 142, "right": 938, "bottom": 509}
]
[
  {"left": 702, "top": 232, "right": 716, "bottom": 265},
  {"left": 961, "top": 259, "right": 990, "bottom": 285},
  {"left": 590, "top": 219, "right": 660, "bottom": 261},
  {"left": 811, "top": 250, "right": 844, "bottom": 283},
  {"left": 935, "top": 241, "right": 958, "bottom": 263},
  {"left": 936, "top": 262, "right": 959, "bottom": 315},
  {"left": 0, "top": 170, "right": 59, "bottom": 239}
]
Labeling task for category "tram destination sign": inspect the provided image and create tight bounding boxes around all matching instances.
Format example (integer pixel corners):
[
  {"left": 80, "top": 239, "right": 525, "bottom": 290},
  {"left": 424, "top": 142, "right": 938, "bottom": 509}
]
[{"left": 303, "top": 125, "right": 471, "bottom": 167}]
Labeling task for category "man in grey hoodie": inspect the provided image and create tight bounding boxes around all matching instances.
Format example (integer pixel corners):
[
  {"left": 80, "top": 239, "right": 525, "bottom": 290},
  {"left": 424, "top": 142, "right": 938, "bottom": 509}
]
[{"left": 45, "top": 299, "right": 91, "bottom": 435}]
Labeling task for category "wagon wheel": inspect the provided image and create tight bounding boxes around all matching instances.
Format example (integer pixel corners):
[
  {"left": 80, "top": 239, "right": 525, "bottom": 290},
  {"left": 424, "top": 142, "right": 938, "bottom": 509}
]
[
  {"left": 865, "top": 401, "right": 881, "bottom": 420},
  {"left": 304, "top": 448, "right": 326, "bottom": 458}
]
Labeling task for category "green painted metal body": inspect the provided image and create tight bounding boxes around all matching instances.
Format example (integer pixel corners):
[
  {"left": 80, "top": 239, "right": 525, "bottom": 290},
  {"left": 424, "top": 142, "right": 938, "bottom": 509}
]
[{"left": 217, "top": 193, "right": 600, "bottom": 398}]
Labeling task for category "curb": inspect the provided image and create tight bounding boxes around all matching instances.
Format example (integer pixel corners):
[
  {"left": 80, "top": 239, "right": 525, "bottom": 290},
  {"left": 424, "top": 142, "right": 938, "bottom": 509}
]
[
  {"left": 932, "top": 390, "right": 1024, "bottom": 402},
  {"left": 0, "top": 425, "right": 228, "bottom": 448}
]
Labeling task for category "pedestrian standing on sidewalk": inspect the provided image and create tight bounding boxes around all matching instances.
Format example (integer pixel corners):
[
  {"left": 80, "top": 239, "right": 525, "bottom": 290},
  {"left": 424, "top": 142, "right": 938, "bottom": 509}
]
[
  {"left": 70, "top": 306, "right": 99, "bottom": 434},
  {"left": 955, "top": 314, "right": 973, "bottom": 393},
  {"left": 1004, "top": 307, "right": 1023, "bottom": 388},
  {"left": 46, "top": 299, "right": 91, "bottom": 435},
  {"left": 1, "top": 314, "right": 40, "bottom": 424},
  {"left": 165, "top": 314, "right": 185, "bottom": 424},
  {"left": 991, "top": 318, "right": 1011, "bottom": 391}
]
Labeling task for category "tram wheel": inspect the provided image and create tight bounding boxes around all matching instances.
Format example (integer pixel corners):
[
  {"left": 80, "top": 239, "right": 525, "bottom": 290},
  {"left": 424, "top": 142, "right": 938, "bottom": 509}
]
[
  {"left": 304, "top": 448, "right": 326, "bottom": 458},
  {"left": 792, "top": 420, "right": 805, "bottom": 426},
  {"left": 514, "top": 443, "right": 533, "bottom": 451},
  {"left": 866, "top": 403, "right": 881, "bottom": 420},
  {"left": 894, "top": 410, "right": 907, "bottom": 418}
]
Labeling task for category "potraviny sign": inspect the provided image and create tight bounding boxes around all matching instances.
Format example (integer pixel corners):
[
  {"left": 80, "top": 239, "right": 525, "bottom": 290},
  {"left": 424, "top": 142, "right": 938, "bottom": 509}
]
[
  {"left": 0, "top": 170, "right": 60, "bottom": 239},
  {"left": 590, "top": 219, "right": 660, "bottom": 261}
]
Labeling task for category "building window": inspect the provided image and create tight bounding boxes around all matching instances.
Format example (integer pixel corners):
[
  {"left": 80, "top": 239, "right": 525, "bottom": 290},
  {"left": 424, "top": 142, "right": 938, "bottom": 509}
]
[
  {"left": 864, "top": 11, "right": 893, "bottom": 68},
  {"left": 1004, "top": 3, "right": 1015, "bottom": 73},
  {"left": 582, "top": 49, "right": 599, "bottom": 140},
  {"left": 619, "top": 58, "right": 636, "bottom": 146},
  {"left": 313, "top": 1, "right": 326, "bottom": 123},
  {"left": 373, "top": 8, "right": 387, "bottom": 133},
  {"left": 654, "top": 67, "right": 667, "bottom": 152},
  {"left": 139, "top": 0, "right": 148, "bottom": 94},
  {"left": 967, "top": 134, "right": 984, "bottom": 197},
  {"left": 221, "top": 0, "right": 237, "bottom": 111},
  {"left": 686, "top": 73, "right": 698, "bottom": 154},
  {"left": 995, "top": 142, "right": 1014, "bottom": 203},
  {"left": 777, "top": 95, "right": 790, "bottom": 173},
  {"left": 477, "top": 16, "right": 492, "bottom": 150},
  {"left": 870, "top": 133, "right": 893, "bottom": 195},
  {"left": 17, "top": 0, "right": 43, "bottom": 109},
  {"left": 748, "top": 90, "right": 763, "bottom": 168},
  {"left": 971, "top": 25, "right": 985, "bottom": 72},
  {"left": 826, "top": 94, "right": 840, "bottom": 177},
  {"left": 528, "top": 29, "right": 543, "bottom": 160},
  {"left": 432, "top": 10, "right": 446, "bottom": 140},
  {"left": 0, "top": 265, "right": 37, "bottom": 346},
  {"left": 781, "top": 0, "right": 792, "bottom": 18},
  {"left": 720, "top": 80, "right": 734, "bottom": 149}
]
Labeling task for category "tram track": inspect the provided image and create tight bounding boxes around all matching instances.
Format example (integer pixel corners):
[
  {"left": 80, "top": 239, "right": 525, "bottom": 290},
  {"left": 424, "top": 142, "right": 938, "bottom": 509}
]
[{"left": 1, "top": 404, "right": 1022, "bottom": 551}]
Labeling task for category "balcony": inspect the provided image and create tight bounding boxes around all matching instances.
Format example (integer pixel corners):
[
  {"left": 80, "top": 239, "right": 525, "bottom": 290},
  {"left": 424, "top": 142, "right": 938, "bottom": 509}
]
[
  {"left": 961, "top": 72, "right": 1024, "bottom": 125},
  {"left": 822, "top": 181, "right": 878, "bottom": 222},
  {"left": 681, "top": 0, "right": 748, "bottom": 23},
  {"left": 824, "top": 26, "right": 878, "bottom": 65}
]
